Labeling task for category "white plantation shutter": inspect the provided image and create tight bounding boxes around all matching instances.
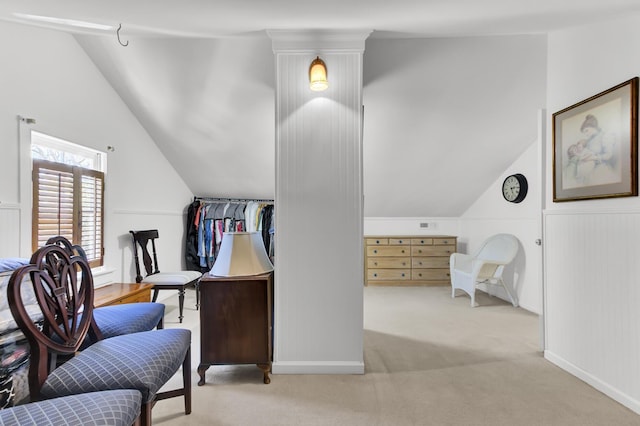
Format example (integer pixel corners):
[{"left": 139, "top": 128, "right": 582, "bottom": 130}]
[
  {"left": 33, "top": 159, "right": 104, "bottom": 267},
  {"left": 79, "top": 171, "right": 104, "bottom": 264}
]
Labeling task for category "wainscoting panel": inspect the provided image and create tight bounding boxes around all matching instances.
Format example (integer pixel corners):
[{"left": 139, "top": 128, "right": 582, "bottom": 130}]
[
  {"left": 544, "top": 210, "right": 640, "bottom": 413},
  {"left": 271, "top": 31, "right": 368, "bottom": 373}
]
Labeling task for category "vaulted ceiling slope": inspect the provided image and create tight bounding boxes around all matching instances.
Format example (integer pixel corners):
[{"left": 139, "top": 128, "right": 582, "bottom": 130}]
[
  {"left": 74, "top": 32, "right": 547, "bottom": 217},
  {"left": 2, "top": 1, "right": 639, "bottom": 216}
]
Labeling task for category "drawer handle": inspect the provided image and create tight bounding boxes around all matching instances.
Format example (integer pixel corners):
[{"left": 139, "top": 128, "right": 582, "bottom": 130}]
[
  {"left": 402, "top": 262, "right": 406, "bottom": 266},
  {"left": 374, "top": 273, "right": 378, "bottom": 277},
  {"left": 418, "top": 249, "right": 422, "bottom": 253},
  {"left": 401, "top": 250, "right": 405, "bottom": 253},
  {"left": 418, "top": 273, "right": 422, "bottom": 277},
  {"left": 374, "top": 262, "right": 378, "bottom": 266},
  {"left": 399, "top": 240, "right": 403, "bottom": 243},
  {"left": 446, "top": 273, "right": 450, "bottom": 276},
  {"left": 374, "top": 249, "right": 378, "bottom": 254},
  {"left": 376, "top": 240, "right": 380, "bottom": 244},
  {"left": 401, "top": 273, "right": 405, "bottom": 277},
  {"left": 443, "top": 240, "right": 449, "bottom": 244}
]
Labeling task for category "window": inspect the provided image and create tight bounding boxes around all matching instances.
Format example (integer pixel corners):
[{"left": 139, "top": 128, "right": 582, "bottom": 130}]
[{"left": 31, "top": 132, "right": 105, "bottom": 267}]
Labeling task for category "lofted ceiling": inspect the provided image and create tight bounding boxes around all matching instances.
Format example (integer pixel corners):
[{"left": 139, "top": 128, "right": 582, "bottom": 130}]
[{"left": 1, "top": 1, "right": 639, "bottom": 216}]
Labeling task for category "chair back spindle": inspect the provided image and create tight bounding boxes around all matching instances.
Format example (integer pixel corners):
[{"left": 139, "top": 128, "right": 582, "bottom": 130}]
[{"left": 130, "top": 230, "right": 162, "bottom": 282}]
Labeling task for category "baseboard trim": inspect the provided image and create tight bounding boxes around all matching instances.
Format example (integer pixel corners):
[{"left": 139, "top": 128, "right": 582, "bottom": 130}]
[
  {"left": 544, "top": 350, "right": 640, "bottom": 415},
  {"left": 272, "top": 361, "right": 364, "bottom": 375}
]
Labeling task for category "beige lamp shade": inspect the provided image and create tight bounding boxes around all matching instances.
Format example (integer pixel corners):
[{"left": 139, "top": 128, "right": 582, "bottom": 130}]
[
  {"left": 309, "top": 56, "right": 328, "bottom": 91},
  {"left": 209, "top": 232, "right": 274, "bottom": 277}
]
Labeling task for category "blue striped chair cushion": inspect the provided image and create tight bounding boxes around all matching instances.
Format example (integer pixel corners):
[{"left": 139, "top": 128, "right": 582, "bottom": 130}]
[
  {"left": 56, "top": 303, "right": 165, "bottom": 350},
  {"left": 40, "top": 329, "right": 190, "bottom": 403},
  {"left": 0, "top": 389, "right": 141, "bottom": 426},
  {"left": 92, "top": 303, "right": 164, "bottom": 339}
]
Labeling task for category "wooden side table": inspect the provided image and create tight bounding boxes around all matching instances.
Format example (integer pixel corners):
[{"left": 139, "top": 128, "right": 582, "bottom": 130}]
[
  {"left": 94, "top": 283, "right": 154, "bottom": 307},
  {"left": 197, "top": 272, "right": 273, "bottom": 385}
]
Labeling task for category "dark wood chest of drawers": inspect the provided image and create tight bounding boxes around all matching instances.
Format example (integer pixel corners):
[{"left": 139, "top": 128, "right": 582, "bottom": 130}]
[{"left": 197, "top": 272, "right": 273, "bottom": 385}]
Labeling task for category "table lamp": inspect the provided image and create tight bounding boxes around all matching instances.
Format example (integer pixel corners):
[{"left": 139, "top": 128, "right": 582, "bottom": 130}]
[{"left": 209, "top": 232, "right": 274, "bottom": 277}]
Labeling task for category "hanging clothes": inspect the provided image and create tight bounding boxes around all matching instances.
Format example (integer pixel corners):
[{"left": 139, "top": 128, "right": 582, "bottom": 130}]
[
  {"left": 186, "top": 197, "right": 275, "bottom": 270},
  {"left": 185, "top": 199, "right": 202, "bottom": 271}
]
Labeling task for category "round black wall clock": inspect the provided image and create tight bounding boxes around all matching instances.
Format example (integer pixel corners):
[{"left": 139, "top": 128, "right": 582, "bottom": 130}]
[{"left": 502, "top": 173, "right": 528, "bottom": 203}]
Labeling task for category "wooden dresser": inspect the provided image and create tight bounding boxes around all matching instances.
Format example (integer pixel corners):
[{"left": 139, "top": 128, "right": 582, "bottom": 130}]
[
  {"left": 197, "top": 272, "right": 273, "bottom": 385},
  {"left": 93, "top": 283, "right": 154, "bottom": 307},
  {"left": 365, "top": 235, "right": 457, "bottom": 286}
]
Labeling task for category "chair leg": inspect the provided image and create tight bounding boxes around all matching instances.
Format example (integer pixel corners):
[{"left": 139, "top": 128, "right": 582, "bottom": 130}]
[
  {"left": 499, "top": 278, "right": 519, "bottom": 307},
  {"left": 140, "top": 401, "right": 152, "bottom": 426},
  {"left": 152, "top": 289, "right": 160, "bottom": 303},
  {"left": 183, "top": 346, "right": 192, "bottom": 415},
  {"left": 195, "top": 281, "right": 200, "bottom": 310},
  {"left": 178, "top": 288, "right": 185, "bottom": 323}
]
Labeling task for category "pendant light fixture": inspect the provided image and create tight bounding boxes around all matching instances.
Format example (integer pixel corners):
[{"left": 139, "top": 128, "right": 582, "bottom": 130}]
[{"left": 309, "top": 56, "right": 328, "bottom": 91}]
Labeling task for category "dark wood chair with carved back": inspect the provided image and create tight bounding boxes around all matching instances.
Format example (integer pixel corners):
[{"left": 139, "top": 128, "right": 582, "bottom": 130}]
[
  {"left": 7, "top": 243, "right": 192, "bottom": 426},
  {"left": 46, "top": 236, "right": 165, "bottom": 346},
  {"left": 130, "top": 230, "right": 202, "bottom": 323}
]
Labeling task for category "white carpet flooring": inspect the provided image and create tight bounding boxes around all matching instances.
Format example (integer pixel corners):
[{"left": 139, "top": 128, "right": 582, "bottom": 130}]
[{"left": 151, "top": 285, "right": 639, "bottom": 425}]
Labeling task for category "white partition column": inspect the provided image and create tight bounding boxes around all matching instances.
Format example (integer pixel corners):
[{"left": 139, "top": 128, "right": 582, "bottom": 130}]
[{"left": 269, "top": 30, "right": 370, "bottom": 374}]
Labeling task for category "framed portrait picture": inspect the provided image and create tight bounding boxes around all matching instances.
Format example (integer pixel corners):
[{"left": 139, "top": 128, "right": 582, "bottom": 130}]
[{"left": 552, "top": 77, "right": 638, "bottom": 202}]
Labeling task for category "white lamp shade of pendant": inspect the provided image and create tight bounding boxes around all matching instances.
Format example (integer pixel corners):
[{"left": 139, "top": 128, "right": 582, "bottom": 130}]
[{"left": 209, "top": 232, "right": 274, "bottom": 277}]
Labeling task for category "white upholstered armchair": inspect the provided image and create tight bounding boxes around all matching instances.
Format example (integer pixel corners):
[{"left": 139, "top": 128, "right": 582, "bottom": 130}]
[{"left": 450, "top": 233, "right": 519, "bottom": 307}]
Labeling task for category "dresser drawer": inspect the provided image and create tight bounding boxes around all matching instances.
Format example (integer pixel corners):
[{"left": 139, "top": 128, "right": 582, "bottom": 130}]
[
  {"left": 411, "top": 246, "right": 454, "bottom": 256},
  {"left": 412, "top": 269, "right": 451, "bottom": 280},
  {"left": 366, "top": 238, "right": 389, "bottom": 246},
  {"left": 412, "top": 257, "right": 450, "bottom": 269},
  {"left": 389, "top": 238, "right": 411, "bottom": 245},
  {"left": 433, "top": 238, "right": 455, "bottom": 245},
  {"left": 368, "top": 258, "right": 411, "bottom": 269},
  {"left": 410, "top": 238, "right": 433, "bottom": 246},
  {"left": 368, "top": 269, "right": 411, "bottom": 280},
  {"left": 367, "top": 246, "right": 410, "bottom": 257}
]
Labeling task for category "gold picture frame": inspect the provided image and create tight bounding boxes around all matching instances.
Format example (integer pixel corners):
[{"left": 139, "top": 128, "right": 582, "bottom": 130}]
[{"left": 552, "top": 77, "right": 638, "bottom": 202}]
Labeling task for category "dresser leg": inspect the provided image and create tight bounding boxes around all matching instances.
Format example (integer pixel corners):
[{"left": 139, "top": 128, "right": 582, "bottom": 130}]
[
  {"left": 257, "top": 363, "right": 271, "bottom": 384},
  {"left": 197, "top": 363, "right": 210, "bottom": 386}
]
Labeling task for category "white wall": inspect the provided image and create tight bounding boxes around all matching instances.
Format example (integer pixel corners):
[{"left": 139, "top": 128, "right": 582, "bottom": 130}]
[
  {"left": 363, "top": 35, "right": 547, "bottom": 217},
  {"left": 458, "top": 139, "right": 543, "bottom": 314},
  {"left": 0, "top": 22, "right": 193, "bottom": 284},
  {"left": 545, "top": 14, "right": 640, "bottom": 414},
  {"left": 364, "top": 217, "right": 459, "bottom": 236}
]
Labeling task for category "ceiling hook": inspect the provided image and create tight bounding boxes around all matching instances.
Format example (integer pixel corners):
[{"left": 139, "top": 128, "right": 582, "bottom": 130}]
[{"left": 117, "top": 23, "right": 129, "bottom": 47}]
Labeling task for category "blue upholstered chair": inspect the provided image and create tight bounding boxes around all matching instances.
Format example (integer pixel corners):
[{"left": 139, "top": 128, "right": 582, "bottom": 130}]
[
  {"left": 46, "top": 236, "right": 165, "bottom": 345},
  {"left": 130, "top": 230, "right": 202, "bottom": 323},
  {"left": 7, "top": 244, "right": 192, "bottom": 426},
  {"left": 0, "top": 389, "right": 141, "bottom": 426}
]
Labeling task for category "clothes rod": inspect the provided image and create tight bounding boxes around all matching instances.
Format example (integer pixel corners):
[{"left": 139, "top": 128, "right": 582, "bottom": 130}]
[{"left": 194, "top": 196, "right": 274, "bottom": 203}]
